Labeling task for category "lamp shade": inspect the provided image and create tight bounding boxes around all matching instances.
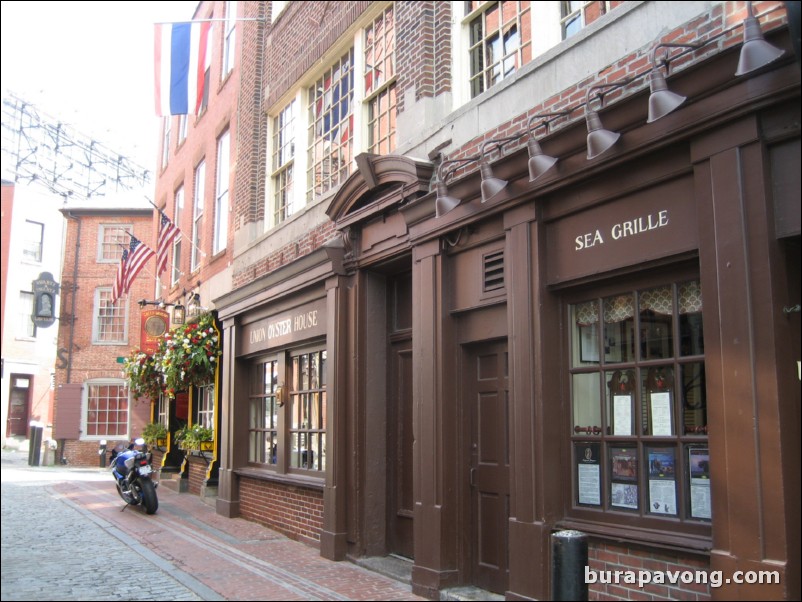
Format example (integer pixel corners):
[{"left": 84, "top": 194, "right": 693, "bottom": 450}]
[
  {"left": 736, "top": 6, "right": 785, "bottom": 76},
  {"left": 647, "top": 68, "right": 687, "bottom": 123},
  {"left": 527, "top": 138, "right": 559, "bottom": 182},
  {"left": 479, "top": 161, "right": 508, "bottom": 203},
  {"left": 435, "top": 180, "right": 461, "bottom": 218},
  {"left": 586, "top": 109, "right": 620, "bottom": 160}
]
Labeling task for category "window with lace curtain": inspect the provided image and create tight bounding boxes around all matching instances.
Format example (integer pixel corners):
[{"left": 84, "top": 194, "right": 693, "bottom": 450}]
[{"left": 568, "top": 278, "right": 710, "bottom": 529}]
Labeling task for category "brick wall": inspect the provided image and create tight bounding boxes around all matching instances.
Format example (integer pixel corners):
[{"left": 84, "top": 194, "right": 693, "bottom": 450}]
[
  {"left": 588, "top": 540, "right": 711, "bottom": 601},
  {"left": 239, "top": 476, "right": 324, "bottom": 545},
  {"left": 186, "top": 454, "right": 208, "bottom": 495},
  {"left": 63, "top": 439, "right": 129, "bottom": 467}
]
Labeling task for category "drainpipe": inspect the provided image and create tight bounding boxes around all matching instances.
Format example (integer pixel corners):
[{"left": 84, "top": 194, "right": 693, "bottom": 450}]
[{"left": 58, "top": 210, "right": 81, "bottom": 464}]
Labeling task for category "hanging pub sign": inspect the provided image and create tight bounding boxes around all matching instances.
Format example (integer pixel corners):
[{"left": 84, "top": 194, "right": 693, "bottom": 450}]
[
  {"left": 140, "top": 309, "right": 170, "bottom": 354},
  {"left": 31, "top": 271, "right": 59, "bottom": 328}
]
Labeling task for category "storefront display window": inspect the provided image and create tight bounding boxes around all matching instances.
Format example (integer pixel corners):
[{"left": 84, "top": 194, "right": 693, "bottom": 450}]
[
  {"left": 248, "top": 346, "right": 326, "bottom": 474},
  {"left": 569, "top": 278, "right": 708, "bottom": 525}
]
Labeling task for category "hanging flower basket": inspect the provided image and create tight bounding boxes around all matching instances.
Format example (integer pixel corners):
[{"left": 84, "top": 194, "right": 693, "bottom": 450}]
[
  {"left": 157, "top": 312, "right": 221, "bottom": 397},
  {"left": 175, "top": 424, "right": 215, "bottom": 452},
  {"left": 122, "top": 349, "right": 164, "bottom": 400}
]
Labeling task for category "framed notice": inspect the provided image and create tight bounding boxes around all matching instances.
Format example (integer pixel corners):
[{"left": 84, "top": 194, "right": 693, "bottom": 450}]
[
  {"left": 576, "top": 443, "right": 601, "bottom": 506},
  {"left": 647, "top": 447, "right": 677, "bottom": 515},
  {"left": 610, "top": 446, "right": 638, "bottom": 510},
  {"left": 688, "top": 447, "right": 711, "bottom": 519},
  {"left": 650, "top": 391, "right": 673, "bottom": 436}
]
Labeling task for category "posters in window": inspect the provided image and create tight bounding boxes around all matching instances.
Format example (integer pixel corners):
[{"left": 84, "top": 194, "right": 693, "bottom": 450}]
[
  {"left": 650, "top": 391, "right": 672, "bottom": 435},
  {"left": 576, "top": 443, "right": 600, "bottom": 506},
  {"left": 648, "top": 448, "right": 676, "bottom": 515},
  {"left": 689, "top": 447, "right": 711, "bottom": 519}
]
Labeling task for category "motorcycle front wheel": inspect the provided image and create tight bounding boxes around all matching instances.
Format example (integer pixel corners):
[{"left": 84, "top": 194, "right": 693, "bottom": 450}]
[{"left": 136, "top": 478, "right": 159, "bottom": 514}]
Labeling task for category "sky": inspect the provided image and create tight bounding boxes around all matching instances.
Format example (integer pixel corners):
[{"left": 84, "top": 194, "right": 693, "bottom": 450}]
[{"left": 1, "top": 1, "right": 199, "bottom": 171}]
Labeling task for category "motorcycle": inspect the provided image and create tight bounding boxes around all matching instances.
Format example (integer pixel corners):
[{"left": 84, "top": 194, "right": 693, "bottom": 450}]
[{"left": 109, "top": 437, "right": 159, "bottom": 514}]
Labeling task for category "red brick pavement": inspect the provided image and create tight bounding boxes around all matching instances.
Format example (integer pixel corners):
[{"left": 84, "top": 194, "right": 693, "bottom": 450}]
[{"left": 51, "top": 477, "right": 427, "bottom": 601}]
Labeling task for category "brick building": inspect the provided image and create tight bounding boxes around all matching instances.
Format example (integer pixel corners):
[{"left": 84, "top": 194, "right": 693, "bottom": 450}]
[
  {"left": 147, "top": 1, "right": 800, "bottom": 600},
  {"left": 51, "top": 196, "right": 156, "bottom": 466}
]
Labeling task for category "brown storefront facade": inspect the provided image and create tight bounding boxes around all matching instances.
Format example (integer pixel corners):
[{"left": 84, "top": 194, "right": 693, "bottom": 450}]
[{"left": 215, "top": 20, "right": 800, "bottom": 602}]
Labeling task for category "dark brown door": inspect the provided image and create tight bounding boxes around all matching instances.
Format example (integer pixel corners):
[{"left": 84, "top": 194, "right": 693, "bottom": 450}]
[
  {"left": 388, "top": 336, "right": 414, "bottom": 558},
  {"left": 7, "top": 376, "right": 32, "bottom": 437},
  {"left": 466, "top": 341, "right": 510, "bottom": 594}
]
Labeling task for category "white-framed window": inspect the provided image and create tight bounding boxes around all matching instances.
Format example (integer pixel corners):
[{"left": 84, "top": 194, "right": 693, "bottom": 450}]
[
  {"left": 98, "top": 224, "right": 132, "bottom": 262},
  {"left": 172, "top": 186, "right": 184, "bottom": 285},
  {"left": 161, "top": 117, "right": 171, "bottom": 169},
  {"left": 465, "top": 1, "right": 532, "bottom": 99},
  {"left": 364, "top": 5, "right": 397, "bottom": 155},
  {"left": 222, "top": 1, "right": 238, "bottom": 78},
  {"left": 22, "top": 220, "right": 44, "bottom": 263},
  {"left": 267, "top": 6, "right": 403, "bottom": 222},
  {"left": 271, "top": 99, "right": 298, "bottom": 225},
  {"left": 93, "top": 288, "right": 127, "bottom": 344},
  {"left": 197, "top": 384, "right": 215, "bottom": 430},
  {"left": 307, "top": 49, "right": 355, "bottom": 203},
  {"left": 19, "top": 291, "right": 36, "bottom": 338},
  {"left": 84, "top": 379, "right": 129, "bottom": 439},
  {"left": 213, "top": 130, "right": 230, "bottom": 255},
  {"left": 157, "top": 393, "right": 169, "bottom": 428},
  {"left": 178, "top": 114, "right": 188, "bottom": 145},
  {"left": 560, "top": 1, "right": 611, "bottom": 39},
  {"left": 191, "top": 160, "right": 205, "bottom": 272}
]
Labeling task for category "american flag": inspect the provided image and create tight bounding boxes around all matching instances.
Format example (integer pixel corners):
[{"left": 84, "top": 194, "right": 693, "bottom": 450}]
[
  {"left": 123, "top": 235, "right": 156, "bottom": 293},
  {"left": 156, "top": 211, "right": 181, "bottom": 276},
  {"left": 110, "top": 247, "right": 129, "bottom": 304}
]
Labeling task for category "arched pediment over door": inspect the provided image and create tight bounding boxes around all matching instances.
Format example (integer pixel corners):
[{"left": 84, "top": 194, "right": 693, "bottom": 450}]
[{"left": 326, "top": 153, "right": 434, "bottom": 226}]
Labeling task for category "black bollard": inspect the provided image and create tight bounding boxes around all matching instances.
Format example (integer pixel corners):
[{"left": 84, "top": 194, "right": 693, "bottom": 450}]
[
  {"left": 551, "top": 529, "right": 588, "bottom": 601},
  {"left": 28, "top": 424, "right": 43, "bottom": 467}
]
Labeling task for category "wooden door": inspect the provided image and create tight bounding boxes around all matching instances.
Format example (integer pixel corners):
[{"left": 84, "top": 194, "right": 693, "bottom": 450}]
[
  {"left": 7, "top": 377, "right": 31, "bottom": 437},
  {"left": 466, "top": 341, "right": 510, "bottom": 593},
  {"left": 387, "top": 335, "right": 414, "bottom": 558}
]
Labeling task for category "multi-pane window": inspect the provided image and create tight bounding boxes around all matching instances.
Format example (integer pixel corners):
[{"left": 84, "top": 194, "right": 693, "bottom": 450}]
[
  {"left": 248, "top": 347, "right": 327, "bottom": 473},
  {"left": 19, "top": 291, "right": 36, "bottom": 338},
  {"left": 200, "top": 24, "right": 212, "bottom": 113},
  {"left": 467, "top": 1, "right": 532, "bottom": 98},
  {"left": 289, "top": 349, "right": 326, "bottom": 471},
  {"left": 191, "top": 161, "right": 205, "bottom": 272},
  {"left": 223, "top": 1, "right": 237, "bottom": 78},
  {"left": 250, "top": 357, "right": 279, "bottom": 466},
  {"left": 271, "top": 100, "right": 297, "bottom": 225},
  {"left": 560, "top": 1, "right": 611, "bottom": 40},
  {"left": 156, "top": 393, "right": 169, "bottom": 428},
  {"left": 213, "top": 130, "right": 230, "bottom": 255},
  {"left": 94, "top": 288, "right": 127, "bottom": 344},
  {"left": 85, "top": 381, "right": 129, "bottom": 438},
  {"left": 162, "top": 117, "right": 171, "bottom": 169},
  {"left": 568, "top": 279, "right": 708, "bottom": 527},
  {"left": 98, "top": 225, "right": 131, "bottom": 262},
  {"left": 197, "top": 384, "right": 215, "bottom": 430},
  {"left": 365, "top": 6, "right": 396, "bottom": 155},
  {"left": 172, "top": 186, "right": 184, "bottom": 285},
  {"left": 22, "top": 220, "right": 44, "bottom": 263},
  {"left": 307, "top": 49, "right": 354, "bottom": 202},
  {"left": 178, "top": 114, "right": 188, "bottom": 145}
]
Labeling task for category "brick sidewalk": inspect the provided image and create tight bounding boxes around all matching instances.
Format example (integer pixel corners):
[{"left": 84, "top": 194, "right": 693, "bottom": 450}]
[{"left": 50, "top": 475, "right": 427, "bottom": 601}]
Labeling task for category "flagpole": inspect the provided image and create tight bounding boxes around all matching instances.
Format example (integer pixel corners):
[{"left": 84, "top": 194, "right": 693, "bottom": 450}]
[{"left": 145, "top": 196, "right": 207, "bottom": 259}]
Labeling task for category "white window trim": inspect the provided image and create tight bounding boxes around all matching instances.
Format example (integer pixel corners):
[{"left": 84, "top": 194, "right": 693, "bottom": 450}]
[
  {"left": 81, "top": 378, "right": 130, "bottom": 441},
  {"left": 92, "top": 287, "right": 129, "bottom": 345},
  {"left": 97, "top": 224, "right": 133, "bottom": 263},
  {"left": 213, "top": 131, "right": 230, "bottom": 255},
  {"left": 191, "top": 160, "right": 206, "bottom": 272}
]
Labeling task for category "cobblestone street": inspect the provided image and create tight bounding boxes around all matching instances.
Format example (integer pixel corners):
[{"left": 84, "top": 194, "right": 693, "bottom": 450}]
[{"left": 1, "top": 449, "right": 424, "bottom": 601}]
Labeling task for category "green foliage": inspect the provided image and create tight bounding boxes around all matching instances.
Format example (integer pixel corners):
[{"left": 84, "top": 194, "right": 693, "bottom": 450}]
[
  {"left": 174, "top": 423, "right": 214, "bottom": 451},
  {"left": 141, "top": 422, "right": 168, "bottom": 446},
  {"left": 122, "top": 349, "right": 164, "bottom": 400},
  {"left": 157, "top": 313, "right": 221, "bottom": 397}
]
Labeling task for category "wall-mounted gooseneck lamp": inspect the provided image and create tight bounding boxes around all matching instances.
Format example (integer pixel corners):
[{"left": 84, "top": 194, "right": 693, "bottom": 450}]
[
  {"left": 646, "top": 42, "right": 703, "bottom": 123},
  {"left": 585, "top": 77, "right": 638, "bottom": 160},
  {"left": 527, "top": 111, "right": 571, "bottom": 182},
  {"left": 434, "top": 156, "right": 480, "bottom": 218},
  {"left": 736, "top": 0, "right": 786, "bottom": 76}
]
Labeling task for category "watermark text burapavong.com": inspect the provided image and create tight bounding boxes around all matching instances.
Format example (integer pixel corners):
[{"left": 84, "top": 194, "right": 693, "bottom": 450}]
[{"left": 585, "top": 566, "right": 780, "bottom": 588}]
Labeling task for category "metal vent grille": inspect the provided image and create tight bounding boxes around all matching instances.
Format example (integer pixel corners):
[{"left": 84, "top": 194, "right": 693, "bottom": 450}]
[{"left": 483, "top": 250, "right": 504, "bottom": 292}]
